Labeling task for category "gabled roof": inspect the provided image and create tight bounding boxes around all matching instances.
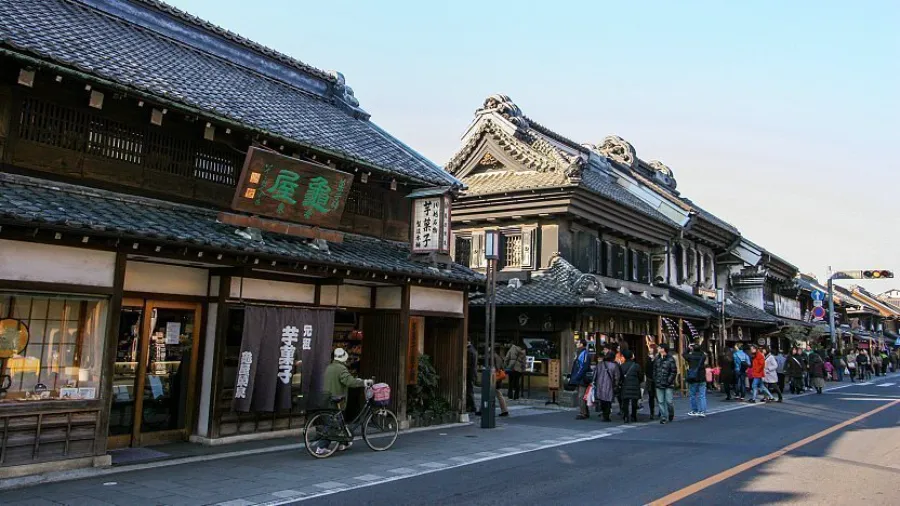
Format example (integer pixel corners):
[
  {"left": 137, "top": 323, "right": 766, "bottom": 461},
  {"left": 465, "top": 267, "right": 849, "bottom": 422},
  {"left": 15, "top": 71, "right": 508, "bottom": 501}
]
[
  {"left": 667, "top": 289, "right": 780, "bottom": 325},
  {"left": 445, "top": 96, "right": 678, "bottom": 227},
  {"left": 470, "top": 256, "right": 709, "bottom": 319},
  {"left": 851, "top": 286, "right": 900, "bottom": 318},
  {"left": 0, "top": 173, "right": 482, "bottom": 284},
  {"left": 0, "top": 0, "right": 457, "bottom": 188}
]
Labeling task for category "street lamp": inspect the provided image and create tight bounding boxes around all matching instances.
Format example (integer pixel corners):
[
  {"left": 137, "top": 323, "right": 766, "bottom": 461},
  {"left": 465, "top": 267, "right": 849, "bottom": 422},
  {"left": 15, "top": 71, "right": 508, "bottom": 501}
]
[{"left": 481, "top": 230, "right": 500, "bottom": 429}]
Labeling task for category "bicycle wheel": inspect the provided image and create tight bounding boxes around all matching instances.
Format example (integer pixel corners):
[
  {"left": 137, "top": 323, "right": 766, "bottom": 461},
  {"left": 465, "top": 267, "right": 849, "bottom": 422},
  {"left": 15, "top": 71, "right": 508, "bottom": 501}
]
[
  {"left": 305, "top": 411, "right": 340, "bottom": 459},
  {"left": 362, "top": 407, "right": 399, "bottom": 451}
]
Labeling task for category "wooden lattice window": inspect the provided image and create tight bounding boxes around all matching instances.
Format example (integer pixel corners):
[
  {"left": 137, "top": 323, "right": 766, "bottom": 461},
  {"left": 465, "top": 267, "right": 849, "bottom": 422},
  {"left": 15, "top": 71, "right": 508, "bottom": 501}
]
[
  {"left": 87, "top": 118, "right": 144, "bottom": 165},
  {"left": 194, "top": 148, "right": 239, "bottom": 186},
  {"left": 345, "top": 186, "right": 384, "bottom": 219},
  {"left": 455, "top": 236, "right": 472, "bottom": 267},
  {"left": 502, "top": 234, "right": 522, "bottom": 269},
  {"left": 18, "top": 98, "right": 87, "bottom": 151}
]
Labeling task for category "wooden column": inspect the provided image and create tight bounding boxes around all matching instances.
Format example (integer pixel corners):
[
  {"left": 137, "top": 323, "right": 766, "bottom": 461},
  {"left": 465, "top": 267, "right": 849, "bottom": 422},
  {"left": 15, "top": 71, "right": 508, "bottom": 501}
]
[
  {"left": 207, "top": 275, "right": 231, "bottom": 438},
  {"left": 657, "top": 315, "right": 663, "bottom": 344},
  {"left": 461, "top": 291, "right": 469, "bottom": 417},
  {"left": 95, "top": 251, "right": 127, "bottom": 455},
  {"left": 398, "top": 284, "right": 411, "bottom": 424}
]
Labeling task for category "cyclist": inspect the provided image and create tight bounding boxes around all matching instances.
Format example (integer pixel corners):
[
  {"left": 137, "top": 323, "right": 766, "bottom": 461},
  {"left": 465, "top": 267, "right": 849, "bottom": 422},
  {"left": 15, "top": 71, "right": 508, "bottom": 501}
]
[{"left": 316, "top": 348, "right": 373, "bottom": 456}]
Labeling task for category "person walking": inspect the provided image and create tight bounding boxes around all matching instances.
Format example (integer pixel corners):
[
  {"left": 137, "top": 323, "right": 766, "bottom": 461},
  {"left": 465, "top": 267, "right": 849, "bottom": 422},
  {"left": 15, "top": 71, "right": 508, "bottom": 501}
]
[
  {"left": 569, "top": 338, "right": 592, "bottom": 420},
  {"left": 802, "top": 347, "right": 812, "bottom": 391},
  {"left": 834, "top": 352, "right": 846, "bottom": 382},
  {"left": 684, "top": 341, "right": 708, "bottom": 417},
  {"left": 748, "top": 345, "right": 774, "bottom": 403},
  {"left": 504, "top": 341, "right": 527, "bottom": 400},
  {"left": 764, "top": 347, "right": 783, "bottom": 402},
  {"left": 873, "top": 351, "right": 883, "bottom": 377},
  {"left": 644, "top": 345, "right": 658, "bottom": 419},
  {"left": 653, "top": 344, "right": 677, "bottom": 424},
  {"left": 620, "top": 350, "right": 642, "bottom": 423},
  {"left": 785, "top": 347, "right": 804, "bottom": 394},
  {"left": 809, "top": 351, "right": 826, "bottom": 394},
  {"left": 491, "top": 347, "right": 510, "bottom": 417},
  {"left": 847, "top": 351, "right": 857, "bottom": 383},
  {"left": 593, "top": 351, "right": 621, "bottom": 422},
  {"left": 775, "top": 348, "right": 788, "bottom": 393},
  {"left": 718, "top": 351, "right": 736, "bottom": 401},
  {"left": 466, "top": 341, "right": 478, "bottom": 414},
  {"left": 856, "top": 349, "right": 870, "bottom": 382},
  {"left": 733, "top": 344, "right": 751, "bottom": 400}
]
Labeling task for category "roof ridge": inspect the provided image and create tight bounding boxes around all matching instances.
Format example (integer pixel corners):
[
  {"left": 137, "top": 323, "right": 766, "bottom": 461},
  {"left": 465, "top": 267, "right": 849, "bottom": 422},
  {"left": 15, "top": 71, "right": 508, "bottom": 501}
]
[{"left": 122, "top": 0, "right": 335, "bottom": 82}]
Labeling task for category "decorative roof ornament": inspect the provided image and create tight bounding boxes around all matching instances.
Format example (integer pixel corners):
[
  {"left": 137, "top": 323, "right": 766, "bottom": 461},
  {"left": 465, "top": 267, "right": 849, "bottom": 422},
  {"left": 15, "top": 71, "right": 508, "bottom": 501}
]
[
  {"left": 328, "top": 71, "right": 360, "bottom": 108},
  {"left": 594, "top": 135, "right": 637, "bottom": 169},
  {"left": 648, "top": 160, "right": 673, "bottom": 177},
  {"left": 478, "top": 152, "right": 501, "bottom": 167},
  {"left": 478, "top": 94, "right": 529, "bottom": 128},
  {"left": 574, "top": 274, "right": 607, "bottom": 296}
]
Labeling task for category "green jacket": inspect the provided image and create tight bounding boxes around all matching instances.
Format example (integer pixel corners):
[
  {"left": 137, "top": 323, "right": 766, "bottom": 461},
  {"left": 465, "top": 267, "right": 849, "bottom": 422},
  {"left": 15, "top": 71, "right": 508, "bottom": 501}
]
[{"left": 323, "top": 361, "right": 364, "bottom": 400}]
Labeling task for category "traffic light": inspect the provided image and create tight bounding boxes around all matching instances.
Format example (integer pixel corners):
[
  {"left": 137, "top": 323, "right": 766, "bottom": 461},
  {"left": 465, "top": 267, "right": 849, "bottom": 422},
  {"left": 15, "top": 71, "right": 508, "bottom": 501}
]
[{"left": 862, "top": 270, "right": 893, "bottom": 279}]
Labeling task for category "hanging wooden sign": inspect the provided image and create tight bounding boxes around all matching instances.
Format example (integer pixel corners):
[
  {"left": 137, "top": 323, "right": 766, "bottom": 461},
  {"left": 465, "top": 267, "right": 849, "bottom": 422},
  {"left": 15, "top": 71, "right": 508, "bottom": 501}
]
[{"left": 231, "top": 147, "right": 354, "bottom": 228}]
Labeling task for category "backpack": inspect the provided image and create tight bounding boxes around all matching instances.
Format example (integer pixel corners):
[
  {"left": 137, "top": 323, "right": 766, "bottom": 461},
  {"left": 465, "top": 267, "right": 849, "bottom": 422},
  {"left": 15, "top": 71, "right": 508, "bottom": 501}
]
[{"left": 738, "top": 357, "right": 750, "bottom": 374}]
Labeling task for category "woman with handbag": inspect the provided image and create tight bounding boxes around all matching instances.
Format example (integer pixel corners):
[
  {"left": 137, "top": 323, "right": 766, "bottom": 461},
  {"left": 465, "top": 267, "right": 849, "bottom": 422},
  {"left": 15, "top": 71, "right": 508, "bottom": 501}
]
[
  {"left": 491, "top": 348, "right": 510, "bottom": 417},
  {"left": 593, "top": 351, "right": 621, "bottom": 422}
]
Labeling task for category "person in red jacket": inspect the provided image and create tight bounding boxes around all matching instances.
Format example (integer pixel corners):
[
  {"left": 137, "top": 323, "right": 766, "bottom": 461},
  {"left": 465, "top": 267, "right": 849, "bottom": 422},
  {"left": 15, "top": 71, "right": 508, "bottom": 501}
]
[{"left": 748, "top": 345, "right": 774, "bottom": 403}]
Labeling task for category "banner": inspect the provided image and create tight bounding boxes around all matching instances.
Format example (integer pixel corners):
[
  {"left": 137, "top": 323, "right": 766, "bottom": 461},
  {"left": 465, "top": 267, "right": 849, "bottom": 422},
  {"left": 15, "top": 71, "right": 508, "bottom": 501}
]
[{"left": 233, "top": 306, "right": 334, "bottom": 412}]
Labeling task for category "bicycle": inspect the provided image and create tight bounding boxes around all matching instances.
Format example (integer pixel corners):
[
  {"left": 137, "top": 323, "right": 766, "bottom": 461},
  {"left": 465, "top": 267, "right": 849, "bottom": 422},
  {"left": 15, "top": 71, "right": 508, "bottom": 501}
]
[{"left": 304, "top": 381, "right": 399, "bottom": 459}]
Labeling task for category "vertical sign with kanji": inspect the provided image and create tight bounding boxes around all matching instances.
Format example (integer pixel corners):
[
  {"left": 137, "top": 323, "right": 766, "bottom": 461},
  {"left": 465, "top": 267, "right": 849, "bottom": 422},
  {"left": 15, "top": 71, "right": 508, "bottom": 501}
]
[
  {"left": 411, "top": 196, "right": 451, "bottom": 254},
  {"left": 232, "top": 147, "right": 353, "bottom": 228}
]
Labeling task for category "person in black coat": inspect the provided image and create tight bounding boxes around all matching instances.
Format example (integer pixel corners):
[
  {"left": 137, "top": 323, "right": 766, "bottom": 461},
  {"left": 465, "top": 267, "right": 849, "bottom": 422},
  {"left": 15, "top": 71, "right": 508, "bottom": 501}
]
[
  {"left": 466, "top": 342, "right": 478, "bottom": 413},
  {"left": 620, "top": 350, "right": 643, "bottom": 423},
  {"left": 718, "top": 352, "right": 736, "bottom": 400}
]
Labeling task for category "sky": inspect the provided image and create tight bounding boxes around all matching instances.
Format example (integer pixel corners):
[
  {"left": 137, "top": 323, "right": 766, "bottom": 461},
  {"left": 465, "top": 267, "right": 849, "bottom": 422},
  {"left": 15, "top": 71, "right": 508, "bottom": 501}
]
[{"left": 168, "top": 0, "right": 900, "bottom": 293}]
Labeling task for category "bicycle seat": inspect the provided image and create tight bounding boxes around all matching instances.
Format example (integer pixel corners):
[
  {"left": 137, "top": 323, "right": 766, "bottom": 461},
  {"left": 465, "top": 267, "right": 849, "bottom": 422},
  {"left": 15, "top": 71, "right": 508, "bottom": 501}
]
[{"left": 330, "top": 396, "right": 345, "bottom": 403}]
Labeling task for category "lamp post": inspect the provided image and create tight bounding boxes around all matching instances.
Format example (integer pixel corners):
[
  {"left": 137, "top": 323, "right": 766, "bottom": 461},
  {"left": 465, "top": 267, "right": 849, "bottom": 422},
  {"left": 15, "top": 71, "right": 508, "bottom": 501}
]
[
  {"left": 481, "top": 231, "right": 499, "bottom": 429},
  {"left": 828, "top": 273, "right": 837, "bottom": 352}
]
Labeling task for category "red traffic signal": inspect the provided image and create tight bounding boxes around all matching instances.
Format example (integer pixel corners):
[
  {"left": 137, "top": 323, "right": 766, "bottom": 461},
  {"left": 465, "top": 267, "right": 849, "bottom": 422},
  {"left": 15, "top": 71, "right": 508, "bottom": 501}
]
[{"left": 862, "top": 270, "right": 893, "bottom": 279}]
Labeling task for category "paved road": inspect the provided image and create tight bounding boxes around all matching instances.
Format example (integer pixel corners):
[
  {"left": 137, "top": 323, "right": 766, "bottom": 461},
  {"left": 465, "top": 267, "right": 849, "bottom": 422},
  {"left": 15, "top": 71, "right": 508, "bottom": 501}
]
[
  {"left": 299, "top": 377, "right": 900, "bottom": 506},
  {"left": 2, "top": 376, "right": 897, "bottom": 505}
]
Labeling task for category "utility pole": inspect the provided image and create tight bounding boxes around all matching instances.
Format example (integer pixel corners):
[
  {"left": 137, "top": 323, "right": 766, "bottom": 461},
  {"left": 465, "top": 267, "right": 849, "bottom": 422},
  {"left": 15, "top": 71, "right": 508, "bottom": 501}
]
[
  {"left": 827, "top": 268, "right": 837, "bottom": 352},
  {"left": 481, "top": 231, "right": 499, "bottom": 429}
]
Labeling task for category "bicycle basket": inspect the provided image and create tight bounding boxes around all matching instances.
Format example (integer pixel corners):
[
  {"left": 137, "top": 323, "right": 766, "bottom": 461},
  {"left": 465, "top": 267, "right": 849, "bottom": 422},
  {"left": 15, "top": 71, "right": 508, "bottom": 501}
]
[{"left": 372, "top": 383, "right": 391, "bottom": 406}]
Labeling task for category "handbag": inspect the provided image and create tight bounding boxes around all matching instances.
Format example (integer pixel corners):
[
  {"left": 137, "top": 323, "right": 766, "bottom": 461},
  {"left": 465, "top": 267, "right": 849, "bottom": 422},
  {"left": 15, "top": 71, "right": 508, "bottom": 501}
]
[{"left": 495, "top": 368, "right": 507, "bottom": 382}]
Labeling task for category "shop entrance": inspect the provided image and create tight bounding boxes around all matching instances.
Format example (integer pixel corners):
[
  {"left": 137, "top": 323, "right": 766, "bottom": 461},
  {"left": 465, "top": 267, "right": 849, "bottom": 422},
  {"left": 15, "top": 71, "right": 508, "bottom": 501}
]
[{"left": 108, "top": 300, "right": 202, "bottom": 449}]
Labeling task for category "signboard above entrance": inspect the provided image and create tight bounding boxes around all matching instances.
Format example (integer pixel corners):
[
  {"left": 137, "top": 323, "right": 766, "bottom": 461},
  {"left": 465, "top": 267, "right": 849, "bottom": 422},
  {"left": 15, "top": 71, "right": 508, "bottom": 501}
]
[{"left": 231, "top": 147, "right": 354, "bottom": 228}]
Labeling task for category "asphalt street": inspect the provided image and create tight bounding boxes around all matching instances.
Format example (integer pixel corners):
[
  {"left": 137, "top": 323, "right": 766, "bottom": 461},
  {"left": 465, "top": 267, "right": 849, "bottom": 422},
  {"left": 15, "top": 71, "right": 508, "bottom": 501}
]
[{"left": 299, "top": 376, "right": 900, "bottom": 506}]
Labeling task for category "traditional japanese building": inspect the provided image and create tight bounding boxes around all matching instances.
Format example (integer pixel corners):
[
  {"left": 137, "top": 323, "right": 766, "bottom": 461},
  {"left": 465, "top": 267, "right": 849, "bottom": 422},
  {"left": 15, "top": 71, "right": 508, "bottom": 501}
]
[
  {"left": 444, "top": 96, "right": 714, "bottom": 398},
  {"left": 0, "top": 0, "right": 478, "bottom": 476}
]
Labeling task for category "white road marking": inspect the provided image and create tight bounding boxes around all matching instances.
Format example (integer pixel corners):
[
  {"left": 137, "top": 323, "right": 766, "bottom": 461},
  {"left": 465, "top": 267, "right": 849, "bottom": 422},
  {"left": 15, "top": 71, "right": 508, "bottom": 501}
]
[
  {"left": 876, "top": 383, "right": 895, "bottom": 387},
  {"left": 838, "top": 397, "right": 900, "bottom": 401},
  {"left": 353, "top": 474, "right": 383, "bottom": 482},
  {"left": 314, "top": 481, "right": 347, "bottom": 490},
  {"left": 420, "top": 462, "right": 449, "bottom": 469},
  {"left": 387, "top": 467, "right": 417, "bottom": 474},
  {"left": 216, "top": 500, "right": 256, "bottom": 506},
  {"left": 271, "top": 490, "right": 305, "bottom": 499}
]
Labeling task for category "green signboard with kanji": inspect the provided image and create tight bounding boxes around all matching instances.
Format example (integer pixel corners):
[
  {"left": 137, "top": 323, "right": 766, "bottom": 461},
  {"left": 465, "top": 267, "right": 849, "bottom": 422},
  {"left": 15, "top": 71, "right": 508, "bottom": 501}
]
[{"left": 231, "top": 147, "right": 354, "bottom": 228}]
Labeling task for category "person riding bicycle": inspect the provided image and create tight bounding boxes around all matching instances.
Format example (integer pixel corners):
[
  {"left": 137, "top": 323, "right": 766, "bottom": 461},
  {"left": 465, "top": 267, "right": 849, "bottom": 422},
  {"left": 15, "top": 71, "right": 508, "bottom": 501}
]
[{"left": 316, "top": 348, "right": 373, "bottom": 455}]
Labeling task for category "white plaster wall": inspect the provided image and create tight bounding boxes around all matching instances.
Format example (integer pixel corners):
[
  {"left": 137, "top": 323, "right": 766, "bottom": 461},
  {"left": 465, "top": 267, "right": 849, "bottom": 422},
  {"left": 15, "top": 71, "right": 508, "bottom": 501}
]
[
  {"left": 410, "top": 286, "right": 464, "bottom": 315},
  {"left": 209, "top": 276, "right": 220, "bottom": 297},
  {"left": 319, "top": 285, "right": 338, "bottom": 306},
  {"left": 229, "top": 277, "right": 315, "bottom": 304},
  {"left": 338, "top": 285, "right": 371, "bottom": 308},
  {"left": 376, "top": 286, "right": 402, "bottom": 310},
  {"left": 0, "top": 240, "right": 116, "bottom": 287},
  {"left": 125, "top": 261, "right": 208, "bottom": 296}
]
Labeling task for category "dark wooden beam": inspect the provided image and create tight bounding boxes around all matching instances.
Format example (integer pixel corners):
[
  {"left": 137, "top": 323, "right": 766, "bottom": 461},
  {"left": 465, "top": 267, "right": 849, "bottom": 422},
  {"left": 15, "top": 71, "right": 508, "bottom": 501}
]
[{"left": 95, "top": 251, "right": 126, "bottom": 456}]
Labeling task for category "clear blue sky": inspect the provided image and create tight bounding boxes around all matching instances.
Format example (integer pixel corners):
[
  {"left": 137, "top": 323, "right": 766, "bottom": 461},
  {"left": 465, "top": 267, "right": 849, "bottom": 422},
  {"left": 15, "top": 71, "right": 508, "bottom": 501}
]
[{"left": 170, "top": 0, "right": 899, "bottom": 292}]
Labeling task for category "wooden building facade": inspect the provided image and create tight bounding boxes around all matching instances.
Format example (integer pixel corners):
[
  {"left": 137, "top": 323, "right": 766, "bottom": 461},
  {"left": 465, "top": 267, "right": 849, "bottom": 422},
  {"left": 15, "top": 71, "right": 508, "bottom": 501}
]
[{"left": 0, "top": 0, "right": 477, "bottom": 477}]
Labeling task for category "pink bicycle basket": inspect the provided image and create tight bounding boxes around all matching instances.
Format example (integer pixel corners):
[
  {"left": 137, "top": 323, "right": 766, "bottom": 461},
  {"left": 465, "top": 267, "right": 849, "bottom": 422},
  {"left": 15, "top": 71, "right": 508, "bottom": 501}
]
[{"left": 372, "top": 383, "right": 391, "bottom": 406}]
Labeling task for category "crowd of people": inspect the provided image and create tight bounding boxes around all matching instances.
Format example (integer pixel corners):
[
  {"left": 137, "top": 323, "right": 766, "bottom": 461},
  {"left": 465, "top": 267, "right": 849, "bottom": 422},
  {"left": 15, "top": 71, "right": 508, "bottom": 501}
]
[{"left": 566, "top": 337, "right": 899, "bottom": 425}]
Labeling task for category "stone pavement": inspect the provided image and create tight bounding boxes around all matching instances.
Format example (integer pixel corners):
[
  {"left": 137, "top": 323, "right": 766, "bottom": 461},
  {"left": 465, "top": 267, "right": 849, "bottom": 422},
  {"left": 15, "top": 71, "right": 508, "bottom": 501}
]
[{"left": 0, "top": 385, "right": 779, "bottom": 506}]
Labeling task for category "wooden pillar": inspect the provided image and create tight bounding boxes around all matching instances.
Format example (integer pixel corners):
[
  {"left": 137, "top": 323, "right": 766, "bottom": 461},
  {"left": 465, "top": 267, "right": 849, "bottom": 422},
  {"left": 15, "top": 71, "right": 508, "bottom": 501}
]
[
  {"left": 95, "top": 251, "right": 127, "bottom": 455},
  {"left": 657, "top": 315, "right": 663, "bottom": 344},
  {"left": 207, "top": 275, "right": 231, "bottom": 438},
  {"left": 461, "top": 291, "right": 469, "bottom": 418},
  {"left": 678, "top": 317, "right": 685, "bottom": 395},
  {"left": 398, "top": 284, "right": 411, "bottom": 424}
]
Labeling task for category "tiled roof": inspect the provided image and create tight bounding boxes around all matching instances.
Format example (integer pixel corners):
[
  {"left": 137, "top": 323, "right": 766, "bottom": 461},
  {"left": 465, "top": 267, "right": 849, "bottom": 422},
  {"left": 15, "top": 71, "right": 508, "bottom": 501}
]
[
  {"left": 682, "top": 198, "right": 739, "bottom": 235},
  {"left": 0, "top": 0, "right": 456, "bottom": 187},
  {"left": 579, "top": 168, "right": 679, "bottom": 226},
  {"left": 463, "top": 170, "right": 571, "bottom": 196},
  {"left": 470, "top": 257, "right": 710, "bottom": 319},
  {"left": 0, "top": 174, "right": 482, "bottom": 284},
  {"left": 667, "top": 288, "right": 780, "bottom": 325}
]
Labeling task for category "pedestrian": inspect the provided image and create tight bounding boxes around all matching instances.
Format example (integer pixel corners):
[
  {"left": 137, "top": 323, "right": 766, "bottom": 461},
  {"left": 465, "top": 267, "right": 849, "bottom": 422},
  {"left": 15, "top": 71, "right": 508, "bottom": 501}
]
[
  {"left": 857, "top": 349, "right": 870, "bottom": 382},
  {"left": 733, "top": 344, "right": 750, "bottom": 400},
  {"left": 653, "top": 343, "right": 677, "bottom": 424},
  {"left": 645, "top": 344, "right": 658, "bottom": 419},
  {"left": 748, "top": 345, "right": 774, "bottom": 403},
  {"left": 802, "top": 347, "right": 812, "bottom": 391},
  {"left": 466, "top": 341, "right": 478, "bottom": 414},
  {"left": 764, "top": 347, "right": 783, "bottom": 402},
  {"left": 568, "top": 338, "right": 592, "bottom": 420},
  {"left": 684, "top": 341, "right": 708, "bottom": 417},
  {"left": 834, "top": 352, "right": 846, "bottom": 382},
  {"left": 316, "top": 348, "right": 372, "bottom": 455},
  {"left": 620, "top": 350, "right": 642, "bottom": 423},
  {"left": 592, "top": 351, "right": 620, "bottom": 422},
  {"left": 718, "top": 351, "right": 736, "bottom": 401},
  {"left": 492, "top": 347, "right": 510, "bottom": 417},
  {"left": 785, "top": 347, "right": 804, "bottom": 394},
  {"left": 847, "top": 351, "right": 857, "bottom": 383},
  {"left": 809, "top": 351, "right": 826, "bottom": 394},
  {"left": 775, "top": 348, "right": 787, "bottom": 393},
  {"left": 504, "top": 341, "right": 526, "bottom": 400},
  {"left": 873, "top": 351, "right": 883, "bottom": 377}
]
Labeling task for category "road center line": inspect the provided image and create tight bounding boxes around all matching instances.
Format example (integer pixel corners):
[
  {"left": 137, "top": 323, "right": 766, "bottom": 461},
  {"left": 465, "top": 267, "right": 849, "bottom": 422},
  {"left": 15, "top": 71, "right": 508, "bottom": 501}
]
[{"left": 645, "top": 399, "right": 900, "bottom": 506}]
